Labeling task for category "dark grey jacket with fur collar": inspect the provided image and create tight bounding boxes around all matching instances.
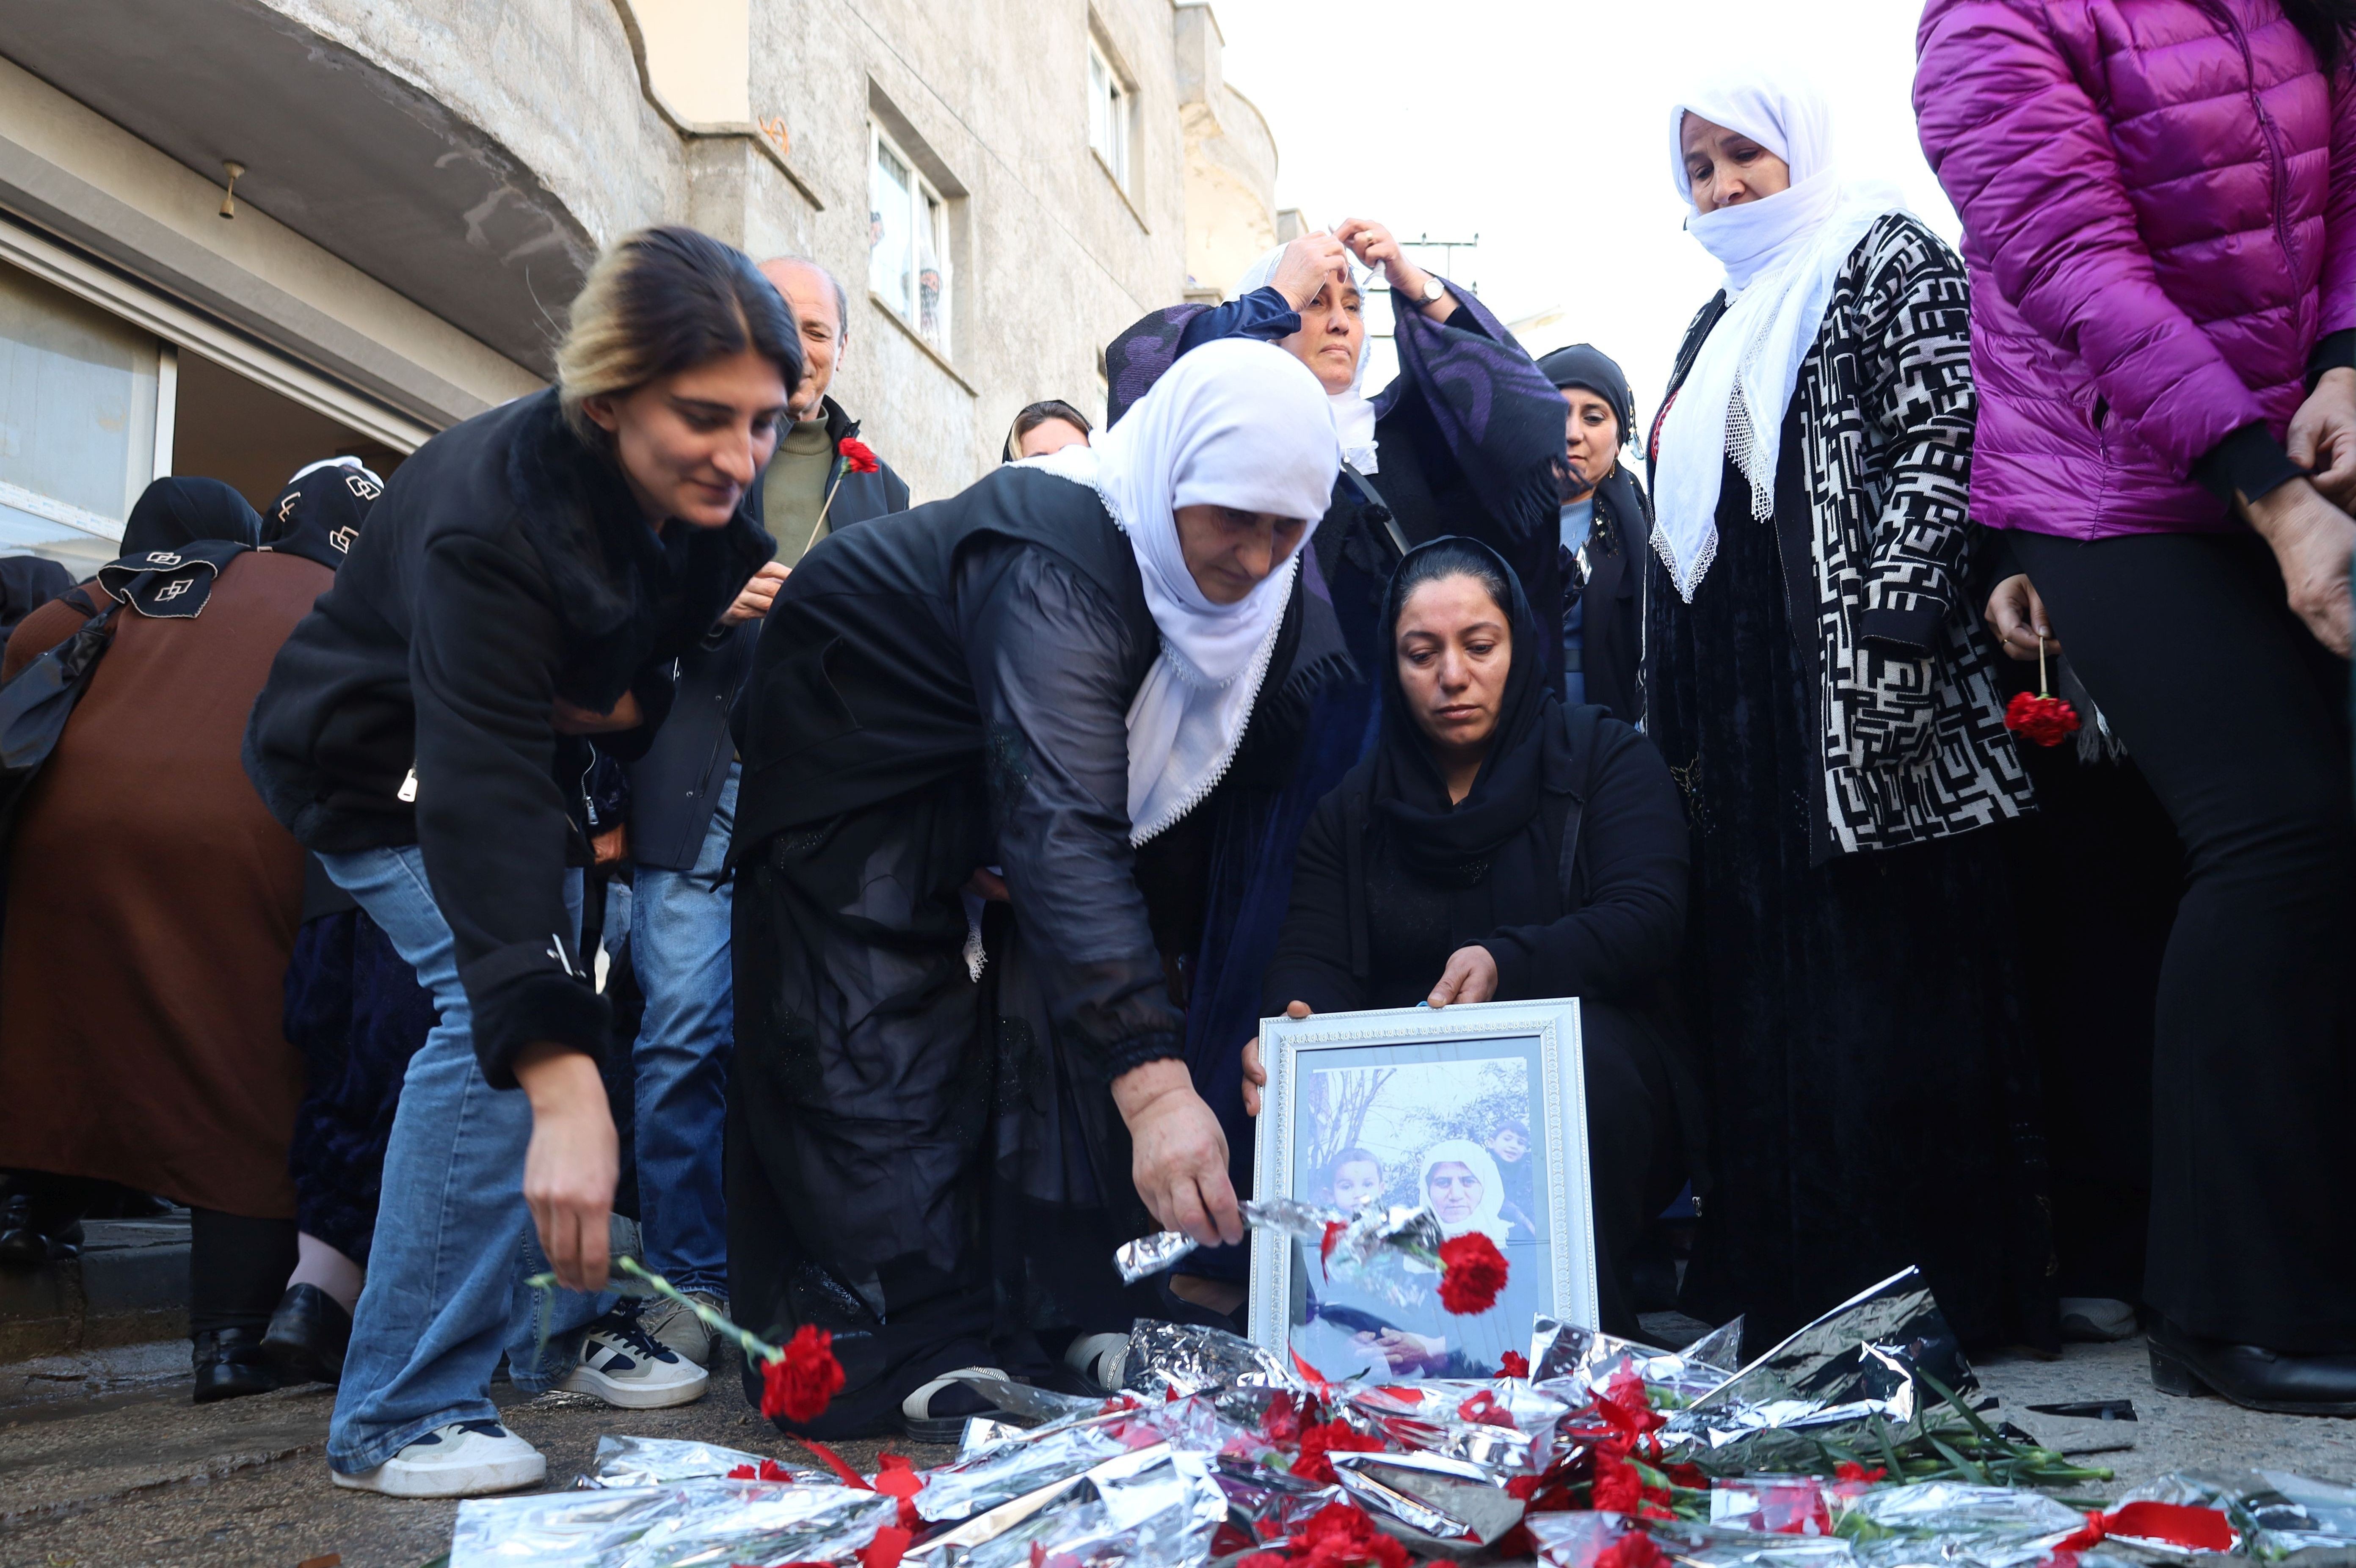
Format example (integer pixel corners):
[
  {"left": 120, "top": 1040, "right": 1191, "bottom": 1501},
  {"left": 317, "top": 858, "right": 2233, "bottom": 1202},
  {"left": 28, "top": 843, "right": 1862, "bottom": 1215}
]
[{"left": 245, "top": 388, "right": 771, "bottom": 1086}]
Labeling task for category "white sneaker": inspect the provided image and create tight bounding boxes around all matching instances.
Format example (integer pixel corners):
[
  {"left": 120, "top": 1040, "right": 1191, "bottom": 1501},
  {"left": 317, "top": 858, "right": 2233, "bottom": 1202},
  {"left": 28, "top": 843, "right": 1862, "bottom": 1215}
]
[
  {"left": 331, "top": 1419, "right": 545, "bottom": 1498},
  {"left": 555, "top": 1315, "right": 709, "bottom": 1408},
  {"left": 639, "top": 1293, "right": 726, "bottom": 1369}
]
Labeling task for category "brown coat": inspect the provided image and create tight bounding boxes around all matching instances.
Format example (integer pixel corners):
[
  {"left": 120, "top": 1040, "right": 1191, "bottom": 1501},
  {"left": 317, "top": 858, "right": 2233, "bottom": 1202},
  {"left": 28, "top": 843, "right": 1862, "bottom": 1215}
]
[{"left": 0, "top": 552, "right": 331, "bottom": 1218}]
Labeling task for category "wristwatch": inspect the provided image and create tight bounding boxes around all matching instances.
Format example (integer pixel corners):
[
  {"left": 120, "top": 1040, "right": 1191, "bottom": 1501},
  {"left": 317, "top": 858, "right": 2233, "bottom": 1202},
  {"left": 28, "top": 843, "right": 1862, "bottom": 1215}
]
[{"left": 1418, "top": 273, "right": 1446, "bottom": 304}]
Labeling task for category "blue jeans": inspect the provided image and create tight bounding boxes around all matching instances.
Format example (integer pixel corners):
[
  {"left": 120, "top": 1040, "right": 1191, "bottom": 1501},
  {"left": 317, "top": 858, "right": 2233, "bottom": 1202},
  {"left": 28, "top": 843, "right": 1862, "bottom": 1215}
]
[
  {"left": 629, "top": 764, "right": 736, "bottom": 1296},
  {"left": 318, "top": 844, "right": 607, "bottom": 1473}
]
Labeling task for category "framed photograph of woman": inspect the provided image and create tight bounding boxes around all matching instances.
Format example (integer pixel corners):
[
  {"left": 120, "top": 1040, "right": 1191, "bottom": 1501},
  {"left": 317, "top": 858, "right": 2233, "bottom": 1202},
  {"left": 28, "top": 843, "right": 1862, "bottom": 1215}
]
[{"left": 1248, "top": 998, "right": 1597, "bottom": 1378}]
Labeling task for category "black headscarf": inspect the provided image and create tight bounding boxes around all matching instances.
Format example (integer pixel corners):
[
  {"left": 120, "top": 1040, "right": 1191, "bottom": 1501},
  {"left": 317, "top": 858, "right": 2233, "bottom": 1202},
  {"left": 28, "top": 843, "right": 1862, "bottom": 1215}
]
[
  {"left": 1536, "top": 343, "right": 1636, "bottom": 449},
  {"left": 261, "top": 458, "right": 382, "bottom": 570},
  {"left": 1371, "top": 536, "right": 1561, "bottom": 888},
  {"left": 118, "top": 477, "right": 261, "bottom": 557}
]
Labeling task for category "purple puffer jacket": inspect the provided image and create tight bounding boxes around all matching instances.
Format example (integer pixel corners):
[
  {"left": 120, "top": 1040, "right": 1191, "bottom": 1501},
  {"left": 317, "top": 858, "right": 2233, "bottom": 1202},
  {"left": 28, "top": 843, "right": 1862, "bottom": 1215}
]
[{"left": 1915, "top": 0, "right": 2356, "bottom": 538}]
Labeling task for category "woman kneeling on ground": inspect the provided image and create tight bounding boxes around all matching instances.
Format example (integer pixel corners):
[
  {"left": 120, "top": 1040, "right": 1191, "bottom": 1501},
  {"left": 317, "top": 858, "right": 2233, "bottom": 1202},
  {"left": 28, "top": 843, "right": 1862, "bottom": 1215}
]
[
  {"left": 245, "top": 226, "right": 795, "bottom": 1498},
  {"left": 726, "top": 339, "right": 1340, "bottom": 1441},
  {"left": 1242, "top": 537, "right": 1697, "bottom": 1337}
]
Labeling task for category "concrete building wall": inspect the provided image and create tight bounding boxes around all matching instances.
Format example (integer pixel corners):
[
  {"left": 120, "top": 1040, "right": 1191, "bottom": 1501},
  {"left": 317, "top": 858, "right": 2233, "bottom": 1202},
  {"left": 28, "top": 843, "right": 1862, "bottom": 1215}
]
[{"left": 0, "top": 0, "right": 1282, "bottom": 509}]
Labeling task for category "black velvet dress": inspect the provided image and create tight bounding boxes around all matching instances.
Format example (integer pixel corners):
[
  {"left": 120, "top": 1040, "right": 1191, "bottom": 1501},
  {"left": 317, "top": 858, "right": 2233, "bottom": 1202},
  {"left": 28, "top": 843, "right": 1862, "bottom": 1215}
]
[{"left": 1647, "top": 455, "right": 2054, "bottom": 1353}]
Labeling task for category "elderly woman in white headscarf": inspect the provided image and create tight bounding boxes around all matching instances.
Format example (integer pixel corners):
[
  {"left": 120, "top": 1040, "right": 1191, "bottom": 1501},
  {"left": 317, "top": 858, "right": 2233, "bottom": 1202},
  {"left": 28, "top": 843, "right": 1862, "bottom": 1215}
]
[
  {"left": 1642, "top": 69, "right": 2051, "bottom": 1355},
  {"left": 1090, "top": 228, "right": 1570, "bottom": 1320},
  {"left": 1418, "top": 1139, "right": 1512, "bottom": 1244},
  {"left": 728, "top": 338, "right": 1341, "bottom": 1440}
]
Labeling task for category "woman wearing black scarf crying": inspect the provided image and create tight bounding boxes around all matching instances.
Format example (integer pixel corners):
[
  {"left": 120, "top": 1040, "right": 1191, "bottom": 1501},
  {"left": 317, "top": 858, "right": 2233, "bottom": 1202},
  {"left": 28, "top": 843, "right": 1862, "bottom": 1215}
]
[{"left": 1242, "top": 537, "right": 1702, "bottom": 1336}]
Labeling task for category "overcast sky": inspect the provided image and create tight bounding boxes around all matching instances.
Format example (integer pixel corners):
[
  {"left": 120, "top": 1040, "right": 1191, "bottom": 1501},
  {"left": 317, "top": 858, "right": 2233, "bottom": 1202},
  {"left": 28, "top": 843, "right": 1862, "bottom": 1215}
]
[{"left": 1211, "top": 0, "right": 1960, "bottom": 433}]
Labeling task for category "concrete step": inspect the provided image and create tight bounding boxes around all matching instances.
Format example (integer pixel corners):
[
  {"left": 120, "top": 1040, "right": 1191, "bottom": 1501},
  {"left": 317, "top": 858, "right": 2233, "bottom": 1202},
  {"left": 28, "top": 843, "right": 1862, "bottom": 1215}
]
[{"left": 0, "top": 1214, "right": 190, "bottom": 1361}]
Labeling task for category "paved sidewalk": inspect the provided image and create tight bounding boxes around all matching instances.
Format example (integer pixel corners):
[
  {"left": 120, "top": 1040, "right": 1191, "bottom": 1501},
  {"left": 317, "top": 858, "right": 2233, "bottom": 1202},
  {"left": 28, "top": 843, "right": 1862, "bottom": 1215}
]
[{"left": 1, "top": 1334, "right": 2350, "bottom": 1568}]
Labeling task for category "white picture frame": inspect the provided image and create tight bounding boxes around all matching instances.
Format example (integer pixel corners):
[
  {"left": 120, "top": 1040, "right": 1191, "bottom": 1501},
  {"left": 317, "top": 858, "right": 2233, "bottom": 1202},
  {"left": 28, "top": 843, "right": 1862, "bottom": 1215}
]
[{"left": 1248, "top": 998, "right": 1599, "bottom": 1375}]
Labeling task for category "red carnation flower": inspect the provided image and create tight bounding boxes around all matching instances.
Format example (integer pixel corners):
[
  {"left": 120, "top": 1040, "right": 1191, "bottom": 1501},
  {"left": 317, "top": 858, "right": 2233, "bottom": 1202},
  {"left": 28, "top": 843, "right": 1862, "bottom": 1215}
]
[
  {"left": 2004, "top": 690, "right": 2081, "bottom": 748},
  {"left": 839, "top": 436, "right": 881, "bottom": 474},
  {"left": 1596, "top": 1532, "right": 1669, "bottom": 1568},
  {"left": 1288, "top": 1502, "right": 1410, "bottom": 1568},
  {"left": 1259, "top": 1389, "right": 1303, "bottom": 1446},
  {"left": 1436, "top": 1231, "right": 1509, "bottom": 1315},
  {"left": 1498, "top": 1349, "right": 1530, "bottom": 1378},
  {"left": 1293, "top": 1416, "right": 1384, "bottom": 1485},
  {"left": 1592, "top": 1447, "right": 1645, "bottom": 1514},
  {"left": 761, "top": 1324, "right": 847, "bottom": 1425}
]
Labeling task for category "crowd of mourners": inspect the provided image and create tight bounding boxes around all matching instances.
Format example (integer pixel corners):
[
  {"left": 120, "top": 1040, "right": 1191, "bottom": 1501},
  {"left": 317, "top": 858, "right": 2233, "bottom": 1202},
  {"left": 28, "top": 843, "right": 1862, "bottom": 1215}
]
[{"left": 3, "top": 0, "right": 2356, "bottom": 1500}]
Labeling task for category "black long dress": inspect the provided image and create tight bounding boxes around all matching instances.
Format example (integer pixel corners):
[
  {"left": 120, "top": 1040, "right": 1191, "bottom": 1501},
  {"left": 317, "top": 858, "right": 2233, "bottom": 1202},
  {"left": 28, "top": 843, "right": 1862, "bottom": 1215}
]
[{"left": 1647, "top": 450, "right": 2054, "bottom": 1352}]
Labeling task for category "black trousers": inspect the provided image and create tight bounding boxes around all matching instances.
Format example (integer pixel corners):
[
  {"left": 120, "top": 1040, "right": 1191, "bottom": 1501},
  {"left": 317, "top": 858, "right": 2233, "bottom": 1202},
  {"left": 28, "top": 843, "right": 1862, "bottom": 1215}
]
[
  {"left": 188, "top": 1209, "right": 297, "bottom": 1338},
  {"left": 1578, "top": 1002, "right": 1684, "bottom": 1340},
  {"left": 2012, "top": 529, "right": 2356, "bottom": 1352}
]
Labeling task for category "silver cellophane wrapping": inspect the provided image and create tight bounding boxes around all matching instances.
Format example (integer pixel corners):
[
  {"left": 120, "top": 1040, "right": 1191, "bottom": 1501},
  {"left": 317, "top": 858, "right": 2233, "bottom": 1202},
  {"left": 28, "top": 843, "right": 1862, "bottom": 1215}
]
[
  {"left": 1832, "top": 1480, "right": 2088, "bottom": 1568},
  {"left": 1329, "top": 1449, "right": 1528, "bottom": 1555},
  {"left": 585, "top": 1434, "right": 829, "bottom": 1489},
  {"left": 448, "top": 1479, "right": 894, "bottom": 1567},
  {"left": 1661, "top": 1268, "right": 1979, "bottom": 1475}
]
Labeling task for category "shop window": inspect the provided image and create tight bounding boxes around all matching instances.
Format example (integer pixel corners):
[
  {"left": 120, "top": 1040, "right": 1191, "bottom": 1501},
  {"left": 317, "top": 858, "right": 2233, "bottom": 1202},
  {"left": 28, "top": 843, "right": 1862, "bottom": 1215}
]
[{"left": 869, "top": 122, "right": 952, "bottom": 357}]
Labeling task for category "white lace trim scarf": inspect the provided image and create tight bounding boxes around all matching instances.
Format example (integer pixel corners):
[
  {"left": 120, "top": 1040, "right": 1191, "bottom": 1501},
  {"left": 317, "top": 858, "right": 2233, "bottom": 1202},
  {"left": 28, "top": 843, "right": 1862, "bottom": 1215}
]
[
  {"left": 1651, "top": 70, "right": 1908, "bottom": 603},
  {"left": 1021, "top": 337, "right": 1341, "bottom": 843}
]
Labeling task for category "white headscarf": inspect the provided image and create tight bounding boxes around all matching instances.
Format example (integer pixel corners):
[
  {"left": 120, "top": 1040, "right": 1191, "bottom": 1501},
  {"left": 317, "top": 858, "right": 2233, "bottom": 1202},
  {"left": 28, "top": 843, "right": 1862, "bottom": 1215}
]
[
  {"left": 1651, "top": 70, "right": 1908, "bottom": 602},
  {"left": 1236, "top": 242, "right": 1379, "bottom": 474},
  {"left": 1419, "top": 1138, "right": 1509, "bottom": 1244},
  {"left": 1025, "top": 338, "right": 1341, "bottom": 842}
]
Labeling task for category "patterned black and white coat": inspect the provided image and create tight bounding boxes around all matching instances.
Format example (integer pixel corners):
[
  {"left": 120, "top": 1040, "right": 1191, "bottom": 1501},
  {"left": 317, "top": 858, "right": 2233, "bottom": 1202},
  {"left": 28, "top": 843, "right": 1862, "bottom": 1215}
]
[{"left": 1647, "top": 211, "right": 2032, "bottom": 860}]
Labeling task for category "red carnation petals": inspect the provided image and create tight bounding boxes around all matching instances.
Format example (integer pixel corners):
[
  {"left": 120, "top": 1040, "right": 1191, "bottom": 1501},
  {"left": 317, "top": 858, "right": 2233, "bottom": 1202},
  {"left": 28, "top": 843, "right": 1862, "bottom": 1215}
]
[
  {"left": 1436, "top": 1231, "right": 1509, "bottom": 1315},
  {"left": 1596, "top": 1532, "right": 1669, "bottom": 1568},
  {"left": 839, "top": 436, "right": 881, "bottom": 474},
  {"left": 1498, "top": 1349, "right": 1530, "bottom": 1378},
  {"left": 1253, "top": 1502, "right": 1409, "bottom": 1568},
  {"left": 1320, "top": 1221, "right": 1345, "bottom": 1280},
  {"left": 761, "top": 1324, "right": 847, "bottom": 1425},
  {"left": 2004, "top": 690, "right": 2081, "bottom": 748},
  {"left": 1293, "top": 1416, "right": 1384, "bottom": 1485}
]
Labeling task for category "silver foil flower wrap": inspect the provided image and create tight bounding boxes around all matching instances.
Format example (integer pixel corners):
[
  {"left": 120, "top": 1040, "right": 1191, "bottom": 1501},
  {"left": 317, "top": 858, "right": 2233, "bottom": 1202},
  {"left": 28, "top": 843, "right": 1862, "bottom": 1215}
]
[
  {"left": 2103, "top": 1469, "right": 2356, "bottom": 1560},
  {"left": 1343, "top": 1378, "right": 1569, "bottom": 1474},
  {"left": 584, "top": 1434, "right": 828, "bottom": 1489},
  {"left": 910, "top": 1411, "right": 1136, "bottom": 1525},
  {"left": 448, "top": 1480, "right": 894, "bottom": 1567},
  {"left": 1832, "top": 1480, "right": 2087, "bottom": 1568},
  {"left": 1120, "top": 1319, "right": 1299, "bottom": 1398},
  {"left": 923, "top": 1446, "right": 1226, "bottom": 1568},
  {"left": 1529, "top": 1317, "right": 1744, "bottom": 1408},
  {"left": 1647, "top": 1520, "right": 1862, "bottom": 1568},
  {"left": 1661, "top": 1268, "right": 1979, "bottom": 1475},
  {"left": 1328, "top": 1450, "right": 1528, "bottom": 1557},
  {"left": 1115, "top": 1197, "right": 1350, "bottom": 1285}
]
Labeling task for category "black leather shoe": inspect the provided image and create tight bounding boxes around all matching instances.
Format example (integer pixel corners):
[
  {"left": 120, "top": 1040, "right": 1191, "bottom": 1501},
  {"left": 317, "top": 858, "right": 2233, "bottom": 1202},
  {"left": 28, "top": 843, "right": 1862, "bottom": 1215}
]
[
  {"left": 260, "top": 1284, "right": 351, "bottom": 1384},
  {"left": 2149, "top": 1317, "right": 2356, "bottom": 1416},
  {"left": 0, "top": 1193, "right": 82, "bottom": 1267},
  {"left": 193, "top": 1327, "right": 281, "bottom": 1404}
]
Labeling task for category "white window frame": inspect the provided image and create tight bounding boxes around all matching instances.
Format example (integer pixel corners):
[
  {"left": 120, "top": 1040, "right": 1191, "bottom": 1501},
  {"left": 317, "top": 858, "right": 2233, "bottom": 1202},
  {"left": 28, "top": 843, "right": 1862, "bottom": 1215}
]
[
  {"left": 868, "top": 121, "right": 953, "bottom": 359},
  {"left": 1087, "top": 36, "right": 1131, "bottom": 191}
]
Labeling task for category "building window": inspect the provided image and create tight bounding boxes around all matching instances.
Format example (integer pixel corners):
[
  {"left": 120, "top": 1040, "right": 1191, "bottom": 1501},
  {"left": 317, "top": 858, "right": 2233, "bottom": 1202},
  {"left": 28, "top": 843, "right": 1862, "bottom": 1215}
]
[
  {"left": 869, "top": 123, "right": 951, "bottom": 357},
  {"left": 1088, "top": 37, "right": 1130, "bottom": 190},
  {"left": 0, "top": 259, "right": 161, "bottom": 567}
]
